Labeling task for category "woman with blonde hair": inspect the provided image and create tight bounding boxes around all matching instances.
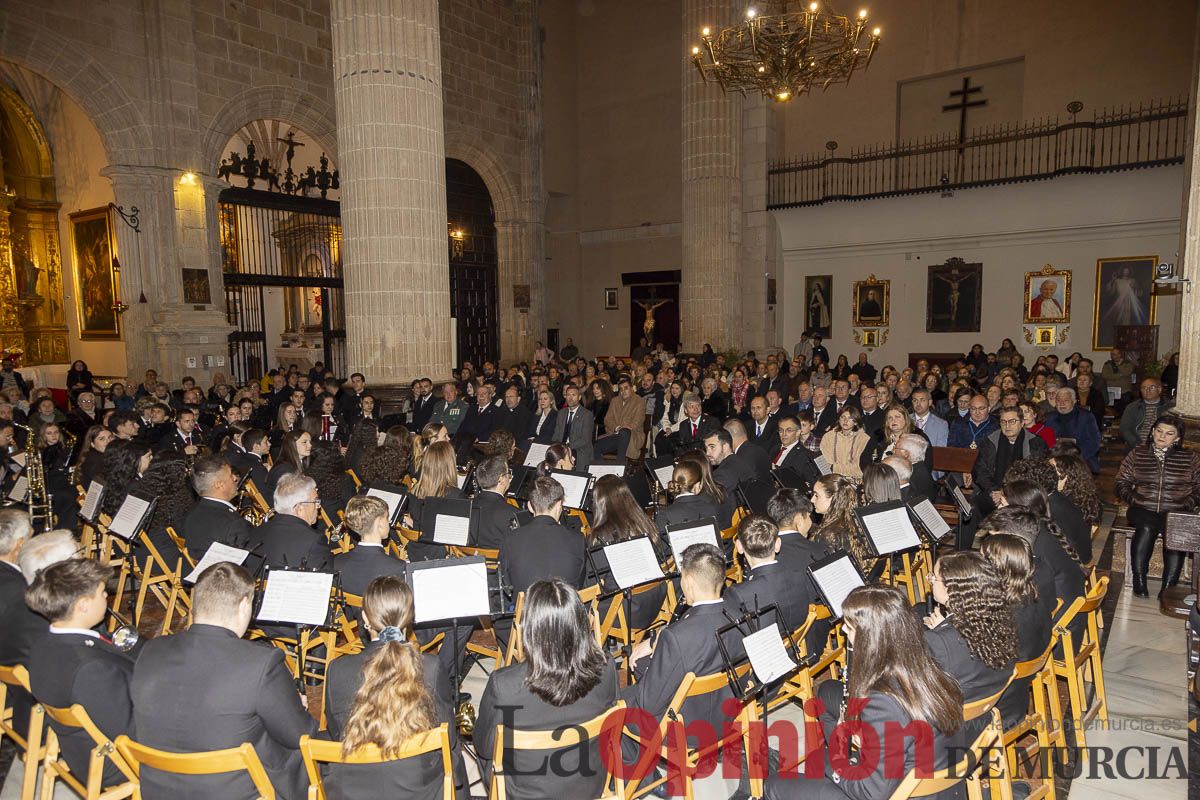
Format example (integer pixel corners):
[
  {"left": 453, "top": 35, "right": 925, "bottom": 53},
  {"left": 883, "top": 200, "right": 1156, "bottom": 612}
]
[
  {"left": 859, "top": 405, "right": 918, "bottom": 470},
  {"left": 410, "top": 422, "right": 450, "bottom": 479},
  {"left": 406, "top": 440, "right": 465, "bottom": 560},
  {"left": 324, "top": 575, "right": 464, "bottom": 799}
]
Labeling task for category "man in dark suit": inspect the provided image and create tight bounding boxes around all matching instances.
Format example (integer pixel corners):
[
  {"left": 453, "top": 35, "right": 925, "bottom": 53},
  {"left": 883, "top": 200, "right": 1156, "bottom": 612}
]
[
  {"left": 225, "top": 428, "right": 271, "bottom": 491},
  {"left": 745, "top": 397, "right": 780, "bottom": 454},
  {"left": 179, "top": 455, "right": 254, "bottom": 563},
  {"left": 335, "top": 496, "right": 409, "bottom": 598},
  {"left": 131, "top": 563, "right": 318, "bottom": 799},
  {"left": 255, "top": 472, "right": 331, "bottom": 571},
  {"left": 550, "top": 384, "right": 595, "bottom": 470},
  {"left": 338, "top": 372, "right": 368, "bottom": 424},
  {"left": 673, "top": 394, "right": 719, "bottom": 453},
  {"left": 857, "top": 385, "right": 885, "bottom": 438},
  {"left": 757, "top": 362, "right": 791, "bottom": 405},
  {"left": 410, "top": 377, "right": 437, "bottom": 429},
  {"left": 470, "top": 455, "right": 521, "bottom": 550},
  {"left": 704, "top": 428, "right": 755, "bottom": 499},
  {"left": 896, "top": 434, "right": 938, "bottom": 502},
  {"left": 501, "top": 477, "right": 587, "bottom": 595},
  {"left": 724, "top": 418, "right": 772, "bottom": 482},
  {"left": 808, "top": 387, "right": 839, "bottom": 439},
  {"left": 457, "top": 383, "right": 499, "bottom": 454},
  {"left": 156, "top": 407, "right": 203, "bottom": 456},
  {"left": 0, "top": 511, "right": 49, "bottom": 740},
  {"left": 622, "top": 543, "right": 737, "bottom": 765},
  {"left": 495, "top": 385, "right": 533, "bottom": 441},
  {"left": 26, "top": 559, "right": 135, "bottom": 788},
  {"left": 767, "top": 415, "right": 822, "bottom": 489},
  {"left": 727, "top": 514, "right": 821, "bottom": 649}
]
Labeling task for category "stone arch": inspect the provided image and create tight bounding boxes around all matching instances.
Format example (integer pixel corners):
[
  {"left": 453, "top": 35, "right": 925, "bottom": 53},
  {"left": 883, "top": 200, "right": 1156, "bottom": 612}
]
[
  {"left": 201, "top": 86, "right": 338, "bottom": 175},
  {"left": 443, "top": 129, "right": 521, "bottom": 223},
  {"left": 0, "top": 17, "right": 152, "bottom": 163}
]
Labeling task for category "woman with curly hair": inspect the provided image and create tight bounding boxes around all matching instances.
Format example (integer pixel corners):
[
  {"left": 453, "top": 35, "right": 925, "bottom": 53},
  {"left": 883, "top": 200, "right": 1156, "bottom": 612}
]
[
  {"left": 924, "top": 550, "right": 1017, "bottom": 718},
  {"left": 811, "top": 473, "right": 875, "bottom": 573},
  {"left": 360, "top": 439, "right": 412, "bottom": 496},
  {"left": 307, "top": 441, "right": 353, "bottom": 521},
  {"left": 1000, "top": 478, "right": 1086, "bottom": 618},
  {"left": 98, "top": 439, "right": 152, "bottom": 518},
  {"left": 323, "top": 576, "right": 465, "bottom": 799},
  {"left": 136, "top": 450, "right": 198, "bottom": 560},
  {"left": 1051, "top": 452, "right": 1102, "bottom": 526}
]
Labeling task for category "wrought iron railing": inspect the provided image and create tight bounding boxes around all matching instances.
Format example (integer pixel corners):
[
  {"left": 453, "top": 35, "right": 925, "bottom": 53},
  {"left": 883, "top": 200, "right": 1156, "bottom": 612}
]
[{"left": 767, "top": 98, "right": 1189, "bottom": 209}]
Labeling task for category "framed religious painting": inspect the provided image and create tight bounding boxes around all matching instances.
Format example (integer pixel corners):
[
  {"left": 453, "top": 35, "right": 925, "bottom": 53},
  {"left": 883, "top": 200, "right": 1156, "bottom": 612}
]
[
  {"left": 926, "top": 258, "right": 982, "bottom": 333},
  {"left": 1092, "top": 256, "right": 1157, "bottom": 350},
  {"left": 852, "top": 275, "right": 890, "bottom": 327},
  {"left": 804, "top": 275, "right": 833, "bottom": 338},
  {"left": 69, "top": 207, "right": 121, "bottom": 340},
  {"left": 1023, "top": 264, "right": 1071, "bottom": 323}
]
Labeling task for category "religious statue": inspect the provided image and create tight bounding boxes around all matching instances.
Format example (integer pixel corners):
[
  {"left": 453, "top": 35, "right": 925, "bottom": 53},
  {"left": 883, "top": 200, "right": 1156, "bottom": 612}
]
[{"left": 636, "top": 299, "right": 669, "bottom": 343}]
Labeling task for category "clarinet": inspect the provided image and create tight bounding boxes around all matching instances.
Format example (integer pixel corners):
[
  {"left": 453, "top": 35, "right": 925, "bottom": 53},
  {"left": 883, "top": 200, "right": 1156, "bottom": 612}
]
[{"left": 838, "top": 638, "right": 854, "bottom": 724}]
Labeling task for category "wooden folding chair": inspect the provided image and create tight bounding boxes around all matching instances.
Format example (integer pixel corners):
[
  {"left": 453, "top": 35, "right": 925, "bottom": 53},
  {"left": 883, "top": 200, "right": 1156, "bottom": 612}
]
[
  {"left": 592, "top": 580, "right": 671, "bottom": 658},
  {"left": 888, "top": 707, "right": 1012, "bottom": 800},
  {"left": 244, "top": 479, "right": 272, "bottom": 516},
  {"left": 164, "top": 527, "right": 197, "bottom": 570},
  {"left": 301, "top": 725, "right": 454, "bottom": 800},
  {"left": 39, "top": 703, "right": 137, "bottom": 800},
  {"left": 133, "top": 532, "right": 190, "bottom": 635},
  {"left": 1002, "top": 638, "right": 1066, "bottom": 800},
  {"left": 566, "top": 508, "right": 591, "bottom": 536},
  {"left": 623, "top": 667, "right": 752, "bottom": 800},
  {"left": 1051, "top": 576, "right": 1109, "bottom": 755},
  {"left": 0, "top": 665, "right": 43, "bottom": 800},
  {"left": 766, "top": 604, "right": 832, "bottom": 714},
  {"left": 345, "top": 468, "right": 362, "bottom": 490},
  {"left": 114, "top": 735, "right": 276, "bottom": 799},
  {"left": 491, "top": 704, "right": 626, "bottom": 800},
  {"left": 889, "top": 546, "right": 931, "bottom": 606}
]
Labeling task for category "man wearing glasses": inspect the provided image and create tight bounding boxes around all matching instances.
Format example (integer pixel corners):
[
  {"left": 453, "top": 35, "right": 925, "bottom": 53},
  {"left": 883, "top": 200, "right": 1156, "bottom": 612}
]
[
  {"left": 255, "top": 472, "right": 331, "bottom": 572},
  {"left": 968, "top": 408, "right": 1049, "bottom": 528},
  {"left": 470, "top": 454, "right": 521, "bottom": 550},
  {"left": 66, "top": 391, "right": 99, "bottom": 439}
]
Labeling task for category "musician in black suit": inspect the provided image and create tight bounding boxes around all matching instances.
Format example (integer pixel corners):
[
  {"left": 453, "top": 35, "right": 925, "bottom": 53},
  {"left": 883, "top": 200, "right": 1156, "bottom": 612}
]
[
  {"left": 654, "top": 459, "right": 726, "bottom": 534},
  {"left": 225, "top": 427, "right": 271, "bottom": 491},
  {"left": 323, "top": 576, "right": 467, "bottom": 799},
  {"left": 337, "top": 373, "right": 368, "bottom": 424},
  {"left": 727, "top": 515, "right": 820, "bottom": 651},
  {"left": 26, "top": 559, "right": 135, "bottom": 788},
  {"left": 475, "top": 578, "right": 618, "bottom": 799},
  {"left": 335, "top": 496, "right": 409, "bottom": 598},
  {"left": 895, "top": 434, "right": 938, "bottom": 502},
  {"left": 724, "top": 418, "right": 772, "bottom": 482},
  {"left": 254, "top": 472, "right": 331, "bottom": 571},
  {"left": 622, "top": 543, "right": 736, "bottom": 759},
  {"left": 469, "top": 455, "right": 521, "bottom": 550},
  {"left": 670, "top": 395, "right": 719, "bottom": 453},
  {"left": 179, "top": 455, "right": 253, "bottom": 563},
  {"left": 131, "top": 563, "right": 318, "bottom": 800},
  {"left": 705, "top": 428, "right": 755, "bottom": 497},
  {"left": 767, "top": 415, "right": 822, "bottom": 489},
  {"left": 745, "top": 397, "right": 780, "bottom": 454},
  {"left": 156, "top": 407, "right": 204, "bottom": 455},
  {"left": 501, "top": 477, "right": 587, "bottom": 595}
]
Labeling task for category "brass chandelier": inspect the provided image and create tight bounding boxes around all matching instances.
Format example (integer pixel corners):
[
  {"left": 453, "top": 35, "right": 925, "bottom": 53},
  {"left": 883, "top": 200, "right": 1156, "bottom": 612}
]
[{"left": 690, "top": 2, "right": 881, "bottom": 102}]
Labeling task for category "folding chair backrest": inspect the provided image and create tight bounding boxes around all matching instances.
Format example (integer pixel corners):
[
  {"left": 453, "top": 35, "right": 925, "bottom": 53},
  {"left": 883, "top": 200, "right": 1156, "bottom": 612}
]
[
  {"left": 962, "top": 669, "right": 1016, "bottom": 721},
  {"left": 492, "top": 703, "right": 625, "bottom": 800},
  {"left": 114, "top": 735, "right": 277, "bottom": 799},
  {"left": 42, "top": 703, "right": 138, "bottom": 785},
  {"left": 889, "top": 708, "right": 1005, "bottom": 799},
  {"left": 301, "top": 725, "right": 453, "bottom": 800}
]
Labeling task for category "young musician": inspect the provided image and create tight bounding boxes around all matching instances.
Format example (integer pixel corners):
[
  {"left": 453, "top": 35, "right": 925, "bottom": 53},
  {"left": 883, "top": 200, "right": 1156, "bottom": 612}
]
[
  {"left": 469, "top": 454, "right": 521, "bottom": 551},
  {"left": 335, "top": 496, "right": 408, "bottom": 598},
  {"left": 727, "top": 514, "right": 821, "bottom": 652},
  {"left": 654, "top": 458, "right": 726, "bottom": 533},
  {"left": 584, "top": 475, "right": 667, "bottom": 630}
]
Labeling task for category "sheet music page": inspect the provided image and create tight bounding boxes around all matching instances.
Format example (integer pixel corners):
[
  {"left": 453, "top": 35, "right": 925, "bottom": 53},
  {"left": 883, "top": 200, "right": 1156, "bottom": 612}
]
[
  {"left": 108, "top": 495, "right": 151, "bottom": 540},
  {"left": 553, "top": 473, "right": 591, "bottom": 509},
  {"left": 411, "top": 561, "right": 490, "bottom": 623},
  {"left": 654, "top": 465, "right": 675, "bottom": 491},
  {"left": 185, "top": 542, "right": 251, "bottom": 583},
  {"left": 812, "top": 556, "right": 864, "bottom": 617},
  {"left": 951, "top": 485, "right": 971, "bottom": 515},
  {"left": 813, "top": 454, "right": 832, "bottom": 475},
  {"left": 603, "top": 537, "right": 664, "bottom": 589},
  {"left": 861, "top": 506, "right": 921, "bottom": 555},
  {"left": 10, "top": 452, "right": 25, "bottom": 469},
  {"left": 743, "top": 622, "right": 798, "bottom": 684},
  {"left": 7, "top": 475, "right": 27, "bottom": 502},
  {"left": 366, "top": 488, "right": 405, "bottom": 523},
  {"left": 456, "top": 472, "right": 469, "bottom": 490},
  {"left": 80, "top": 481, "right": 104, "bottom": 521},
  {"left": 524, "top": 443, "right": 550, "bottom": 467},
  {"left": 912, "top": 499, "right": 952, "bottom": 540},
  {"left": 587, "top": 464, "right": 626, "bottom": 478},
  {"left": 432, "top": 513, "right": 471, "bottom": 546},
  {"left": 667, "top": 523, "right": 720, "bottom": 566},
  {"left": 256, "top": 570, "right": 334, "bottom": 626}
]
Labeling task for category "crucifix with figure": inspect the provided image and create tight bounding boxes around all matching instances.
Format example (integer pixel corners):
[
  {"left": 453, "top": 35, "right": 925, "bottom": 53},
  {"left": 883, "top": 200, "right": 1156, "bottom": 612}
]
[{"left": 942, "top": 76, "right": 987, "bottom": 146}]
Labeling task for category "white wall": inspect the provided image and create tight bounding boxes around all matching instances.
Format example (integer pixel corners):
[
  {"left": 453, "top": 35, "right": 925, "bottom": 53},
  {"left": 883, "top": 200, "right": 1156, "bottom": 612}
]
[{"left": 775, "top": 167, "right": 1183, "bottom": 367}]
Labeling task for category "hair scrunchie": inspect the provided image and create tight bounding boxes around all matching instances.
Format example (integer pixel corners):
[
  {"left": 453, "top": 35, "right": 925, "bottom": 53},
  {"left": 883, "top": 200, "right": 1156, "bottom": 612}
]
[{"left": 378, "top": 625, "right": 405, "bottom": 643}]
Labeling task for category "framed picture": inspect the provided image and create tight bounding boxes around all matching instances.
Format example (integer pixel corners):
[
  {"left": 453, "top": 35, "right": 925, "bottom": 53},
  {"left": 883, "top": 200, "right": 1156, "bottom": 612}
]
[
  {"left": 804, "top": 275, "right": 833, "bottom": 338},
  {"left": 182, "top": 268, "right": 212, "bottom": 305},
  {"left": 862, "top": 329, "right": 879, "bottom": 347},
  {"left": 852, "top": 275, "right": 890, "bottom": 327},
  {"left": 604, "top": 288, "right": 618, "bottom": 310},
  {"left": 1035, "top": 326, "right": 1056, "bottom": 346},
  {"left": 512, "top": 284, "right": 531, "bottom": 310},
  {"left": 69, "top": 207, "right": 120, "bottom": 340},
  {"left": 1093, "top": 256, "right": 1158, "bottom": 350},
  {"left": 926, "top": 258, "right": 982, "bottom": 333},
  {"left": 1023, "top": 264, "right": 1071, "bottom": 323}
]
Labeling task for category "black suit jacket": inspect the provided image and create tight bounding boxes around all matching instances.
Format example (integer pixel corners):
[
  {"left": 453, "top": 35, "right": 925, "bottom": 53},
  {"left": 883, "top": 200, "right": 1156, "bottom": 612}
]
[
  {"left": 673, "top": 415, "right": 719, "bottom": 450},
  {"left": 474, "top": 659, "right": 618, "bottom": 800},
  {"left": 746, "top": 417, "right": 780, "bottom": 454},
  {"left": 770, "top": 444, "right": 822, "bottom": 489},
  {"left": 324, "top": 643, "right": 465, "bottom": 800},
  {"left": 180, "top": 497, "right": 253, "bottom": 563},
  {"left": 255, "top": 512, "right": 332, "bottom": 572},
  {"left": 997, "top": 595, "right": 1053, "bottom": 727},
  {"left": 1033, "top": 523, "right": 1085, "bottom": 613},
  {"left": 156, "top": 427, "right": 203, "bottom": 454},
  {"left": 501, "top": 515, "right": 587, "bottom": 594},
  {"left": 714, "top": 451, "right": 756, "bottom": 496},
  {"left": 653, "top": 493, "right": 729, "bottom": 533},
  {"left": 525, "top": 408, "right": 558, "bottom": 444},
  {"left": 735, "top": 441, "right": 772, "bottom": 482},
  {"left": 411, "top": 394, "right": 437, "bottom": 430},
  {"left": 859, "top": 407, "right": 885, "bottom": 437},
  {"left": 1049, "top": 491, "right": 1093, "bottom": 564},
  {"left": 28, "top": 631, "right": 135, "bottom": 786},
  {"left": 924, "top": 619, "right": 1013, "bottom": 704},
  {"left": 810, "top": 404, "right": 839, "bottom": 438},
  {"left": 226, "top": 447, "right": 270, "bottom": 493},
  {"left": 909, "top": 461, "right": 938, "bottom": 503},
  {"left": 0, "top": 563, "right": 44, "bottom": 737},
  {"left": 332, "top": 544, "right": 408, "bottom": 599},
  {"left": 495, "top": 404, "right": 533, "bottom": 439},
  {"left": 131, "top": 624, "right": 318, "bottom": 800},
  {"left": 757, "top": 375, "right": 791, "bottom": 402},
  {"left": 726, "top": 561, "right": 823, "bottom": 654},
  {"left": 470, "top": 491, "right": 520, "bottom": 551}
]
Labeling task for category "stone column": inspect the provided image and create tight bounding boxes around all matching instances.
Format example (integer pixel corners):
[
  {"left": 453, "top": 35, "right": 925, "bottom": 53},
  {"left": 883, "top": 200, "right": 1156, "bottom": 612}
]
[
  {"left": 1174, "top": 28, "right": 1200, "bottom": 427},
  {"left": 740, "top": 94, "right": 780, "bottom": 352},
  {"left": 681, "top": 0, "right": 742, "bottom": 352},
  {"left": 331, "top": 0, "right": 452, "bottom": 384}
]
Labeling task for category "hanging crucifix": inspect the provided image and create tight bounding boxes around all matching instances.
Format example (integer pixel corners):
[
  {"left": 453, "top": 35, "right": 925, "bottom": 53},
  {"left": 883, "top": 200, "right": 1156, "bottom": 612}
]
[{"left": 942, "top": 76, "right": 987, "bottom": 147}]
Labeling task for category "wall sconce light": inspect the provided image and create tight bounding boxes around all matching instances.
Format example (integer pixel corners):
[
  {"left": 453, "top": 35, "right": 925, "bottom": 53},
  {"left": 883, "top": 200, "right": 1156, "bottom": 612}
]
[
  {"left": 180, "top": 171, "right": 198, "bottom": 185},
  {"left": 448, "top": 224, "right": 466, "bottom": 259}
]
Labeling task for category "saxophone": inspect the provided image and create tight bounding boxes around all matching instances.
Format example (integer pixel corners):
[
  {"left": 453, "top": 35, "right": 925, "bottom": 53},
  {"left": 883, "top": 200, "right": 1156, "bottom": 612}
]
[{"left": 11, "top": 422, "right": 54, "bottom": 532}]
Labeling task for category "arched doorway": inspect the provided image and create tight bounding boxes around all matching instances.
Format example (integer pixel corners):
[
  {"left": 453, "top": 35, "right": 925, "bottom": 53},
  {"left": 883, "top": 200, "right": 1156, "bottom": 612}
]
[{"left": 446, "top": 158, "right": 498, "bottom": 368}]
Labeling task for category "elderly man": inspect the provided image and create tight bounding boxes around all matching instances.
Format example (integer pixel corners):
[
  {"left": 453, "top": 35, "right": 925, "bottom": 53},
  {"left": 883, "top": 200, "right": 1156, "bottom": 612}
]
[
  {"left": 255, "top": 473, "right": 330, "bottom": 571},
  {"left": 593, "top": 375, "right": 647, "bottom": 462},
  {"left": 431, "top": 381, "right": 468, "bottom": 435},
  {"left": 1120, "top": 377, "right": 1172, "bottom": 449},
  {"left": 672, "top": 394, "right": 718, "bottom": 454},
  {"left": 895, "top": 433, "right": 937, "bottom": 501},
  {"left": 1045, "top": 388, "right": 1101, "bottom": 472},
  {"left": 948, "top": 394, "right": 998, "bottom": 451},
  {"left": 809, "top": 386, "right": 838, "bottom": 438}
]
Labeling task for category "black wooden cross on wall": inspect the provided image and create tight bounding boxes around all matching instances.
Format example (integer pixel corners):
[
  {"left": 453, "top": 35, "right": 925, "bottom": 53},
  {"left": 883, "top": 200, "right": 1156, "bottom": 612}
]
[{"left": 942, "top": 76, "right": 987, "bottom": 145}]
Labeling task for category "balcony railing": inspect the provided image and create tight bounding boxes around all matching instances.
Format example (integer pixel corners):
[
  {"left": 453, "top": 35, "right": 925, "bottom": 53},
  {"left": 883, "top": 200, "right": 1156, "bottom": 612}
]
[{"left": 767, "top": 98, "right": 1189, "bottom": 209}]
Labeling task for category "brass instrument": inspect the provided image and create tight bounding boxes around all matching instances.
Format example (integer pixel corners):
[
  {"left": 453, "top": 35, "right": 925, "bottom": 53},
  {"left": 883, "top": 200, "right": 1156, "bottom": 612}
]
[
  {"left": 10, "top": 422, "right": 54, "bottom": 532},
  {"left": 456, "top": 696, "right": 476, "bottom": 737}
]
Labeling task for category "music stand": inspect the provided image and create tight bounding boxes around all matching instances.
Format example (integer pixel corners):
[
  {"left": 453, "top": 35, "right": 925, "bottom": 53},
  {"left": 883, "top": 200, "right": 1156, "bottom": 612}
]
[
  {"left": 548, "top": 468, "right": 593, "bottom": 511},
  {"left": 646, "top": 454, "right": 675, "bottom": 495},
  {"left": 409, "top": 556, "right": 494, "bottom": 711},
  {"left": 421, "top": 495, "right": 474, "bottom": 548},
  {"left": 506, "top": 465, "right": 535, "bottom": 501},
  {"left": 79, "top": 480, "right": 105, "bottom": 524},
  {"left": 716, "top": 604, "right": 802, "bottom": 741},
  {"left": 254, "top": 566, "right": 340, "bottom": 684},
  {"left": 908, "top": 495, "right": 952, "bottom": 544},
  {"left": 585, "top": 537, "right": 666, "bottom": 682},
  {"left": 807, "top": 551, "right": 866, "bottom": 619},
  {"left": 770, "top": 466, "right": 808, "bottom": 491},
  {"left": 663, "top": 517, "right": 722, "bottom": 568},
  {"left": 365, "top": 487, "right": 409, "bottom": 528}
]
